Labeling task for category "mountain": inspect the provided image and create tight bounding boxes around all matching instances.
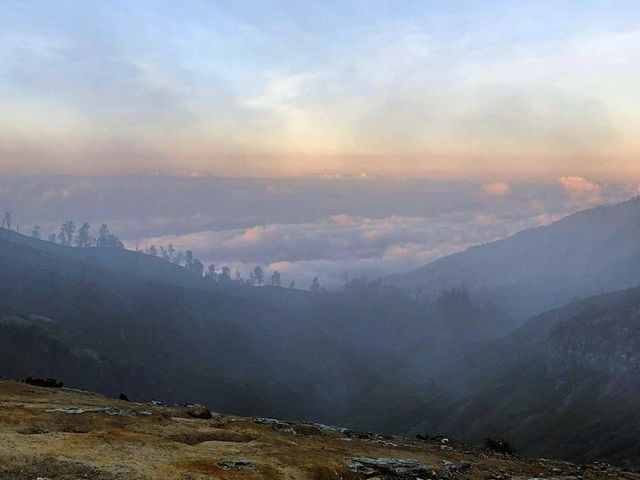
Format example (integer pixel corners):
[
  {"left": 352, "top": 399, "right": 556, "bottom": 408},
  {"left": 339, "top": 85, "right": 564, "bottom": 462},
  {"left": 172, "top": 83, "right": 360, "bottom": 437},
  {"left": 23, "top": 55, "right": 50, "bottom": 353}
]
[
  {"left": 6, "top": 219, "right": 640, "bottom": 468},
  {"left": 351, "top": 285, "right": 640, "bottom": 468},
  {"left": 0, "top": 227, "right": 491, "bottom": 425},
  {"left": 384, "top": 196, "right": 640, "bottom": 320}
]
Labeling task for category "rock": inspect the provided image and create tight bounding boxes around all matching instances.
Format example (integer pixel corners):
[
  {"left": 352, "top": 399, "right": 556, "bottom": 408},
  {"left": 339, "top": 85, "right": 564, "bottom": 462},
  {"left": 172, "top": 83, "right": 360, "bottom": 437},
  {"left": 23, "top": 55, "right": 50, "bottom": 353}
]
[
  {"left": 217, "top": 459, "right": 255, "bottom": 470},
  {"left": 442, "top": 460, "right": 473, "bottom": 477},
  {"left": 347, "top": 457, "right": 436, "bottom": 478},
  {"left": 187, "top": 404, "right": 212, "bottom": 419},
  {"left": 253, "top": 417, "right": 295, "bottom": 434},
  {"left": 119, "top": 393, "right": 129, "bottom": 401},
  {"left": 25, "top": 377, "right": 63, "bottom": 388},
  {"left": 150, "top": 400, "right": 163, "bottom": 406}
]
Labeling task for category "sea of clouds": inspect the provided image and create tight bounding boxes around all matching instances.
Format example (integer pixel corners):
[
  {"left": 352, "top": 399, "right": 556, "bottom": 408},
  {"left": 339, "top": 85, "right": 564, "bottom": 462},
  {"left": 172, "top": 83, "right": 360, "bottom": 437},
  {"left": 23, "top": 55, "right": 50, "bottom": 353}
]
[{"left": 0, "top": 175, "right": 636, "bottom": 288}]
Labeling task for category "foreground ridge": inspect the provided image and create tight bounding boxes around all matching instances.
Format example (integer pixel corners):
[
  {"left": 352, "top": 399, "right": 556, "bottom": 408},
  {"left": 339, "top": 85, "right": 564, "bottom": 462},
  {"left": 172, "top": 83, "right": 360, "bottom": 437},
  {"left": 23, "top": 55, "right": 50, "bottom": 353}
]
[{"left": 0, "top": 379, "right": 635, "bottom": 480}]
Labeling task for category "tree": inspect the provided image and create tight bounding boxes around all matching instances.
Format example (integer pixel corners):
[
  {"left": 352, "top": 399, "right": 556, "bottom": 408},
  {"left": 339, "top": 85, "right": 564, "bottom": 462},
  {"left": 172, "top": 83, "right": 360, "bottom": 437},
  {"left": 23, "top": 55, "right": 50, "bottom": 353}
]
[
  {"left": 191, "top": 258, "right": 204, "bottom": 277},
  {"left": 184, "top": 250, "right": 194, "bottom": 269},
  {"left": 48, "top": 233, "right": 57, "bottom": 243},
  {"left": 160, "top": 245, "right": 170, "bottom": 261},
  {"left": 96, "top": 224, "right": 124, "bottom": 248},
  {"left": 148, "top": 245, "right": 158, "bottom": 256},
  {"left": 234, "top": 268, "right": 243, "bottom": 283},
  {"left": 310, "top": 276, "right": 320, "bottom": 293},
  {"left": 251, "top": 265, "right": 264, "bottom": 286},
  {"left": 206, "top": 264, "right": 216, "bottom": 280},
  {"left": 173, "top": 250, "right": 184, "bottom": 266},
  {"left": 58, "top": 220, "right": 75, "bottom": 246},
  {"left": 220, "top": 266, "right": 231, "bottom": 282},
  {"left": 75, "top": 222, "right": 91, "bottom": 247},
  {"left": 31, "top": 226, "right": 41, "bottom": 239},
  {"left": 289, "top": 280, "right": 295, "bottom": 289},
  {"left": 270, "top": 270, "right": 281, "bottom": 287},
  {"left": 1, "top": 209, "right": 12, "bottom": 230}
]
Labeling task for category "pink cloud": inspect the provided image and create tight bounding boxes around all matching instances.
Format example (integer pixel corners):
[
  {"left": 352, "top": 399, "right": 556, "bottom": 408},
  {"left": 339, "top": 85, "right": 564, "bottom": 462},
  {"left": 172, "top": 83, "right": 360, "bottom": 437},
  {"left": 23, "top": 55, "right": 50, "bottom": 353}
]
[
  {"left": 482, "top": 182, "right": 511, "bottom": 196},
  {"left": 559, "top": 176, "right": 602, "bottom": 204}
]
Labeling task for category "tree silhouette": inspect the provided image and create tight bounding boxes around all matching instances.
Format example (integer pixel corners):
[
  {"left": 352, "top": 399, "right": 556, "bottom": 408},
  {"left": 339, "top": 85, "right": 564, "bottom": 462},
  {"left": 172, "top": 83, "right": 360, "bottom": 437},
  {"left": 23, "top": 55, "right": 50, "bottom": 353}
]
[
  {"left": 206, "top": 264, "right": 216, "bottom": 280},
  {"left": 58, "top": 220, "right": 75, "bottom": 246},
  {"left": 31, "top": 225, "right": 41, "bottom": 239},
  {"left": 191, "top": 258, "right": 204, "bottom": 277},
  {"left": 251, "top": 265, "right": 264, "bottom": 286},
  {"left": 310, "top": 276, "right": 320, "bottom": 293},
  {"left": 184, "top": 250, "right": 194, "bottom": 269},
  {"left": 220, "top": 266, "right": 231, "bottom": 282},
  {"left": 270, "top": 270, "right": 281, "bottom": 287},
  {"left": 96, "top": 224, "right": 124, "bottom": 248},
  {"left": 75, "top": 222, "right": 91, "bottom": 247}
]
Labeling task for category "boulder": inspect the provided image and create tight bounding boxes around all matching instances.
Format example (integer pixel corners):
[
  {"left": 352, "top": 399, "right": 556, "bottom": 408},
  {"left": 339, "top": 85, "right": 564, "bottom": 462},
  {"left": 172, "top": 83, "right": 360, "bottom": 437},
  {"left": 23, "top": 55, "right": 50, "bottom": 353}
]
[
  {"left": 187, "top": 404, "right": 212, "bottom": 419},
  {"left": 25, "top": 377, "right": 63, "bottom": 388}
]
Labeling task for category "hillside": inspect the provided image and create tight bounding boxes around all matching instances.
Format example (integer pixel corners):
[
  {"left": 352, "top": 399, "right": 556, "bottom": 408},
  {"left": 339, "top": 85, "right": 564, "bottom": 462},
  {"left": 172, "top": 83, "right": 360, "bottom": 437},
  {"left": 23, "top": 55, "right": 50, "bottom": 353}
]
[
  {"left": 5, "top": 222, "right": 640, "bottom": 468},
  {"left": 384, "top": 196, "right": 640, "bottom": 320},
  {"left": 1, "top": 379, "right": 637, "bottom": 480},
  {"left": 352, "top": 286, "right": 640, "bottom": 468},
  {"left": 0, "top": 227, "right": 477, "bottom": 425}
]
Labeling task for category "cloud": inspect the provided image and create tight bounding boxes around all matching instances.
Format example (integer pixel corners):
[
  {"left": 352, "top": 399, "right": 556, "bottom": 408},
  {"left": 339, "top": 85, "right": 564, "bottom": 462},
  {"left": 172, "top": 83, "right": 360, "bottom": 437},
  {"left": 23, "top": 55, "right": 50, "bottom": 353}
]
[
  {"left": 2, "top": 175, "right": 635, "bottom": 289},
  {"left": 560, "top": 176, "right": 600, "bottom": 193},
  {"left": 482, "top": 182, "right": 511, "bottom": 196},
  {"left": 559, "top": 176, "right": 602, "bottom": 204},
  {"left": 139, "top": 211, "right": 546, "bottom": 288}
]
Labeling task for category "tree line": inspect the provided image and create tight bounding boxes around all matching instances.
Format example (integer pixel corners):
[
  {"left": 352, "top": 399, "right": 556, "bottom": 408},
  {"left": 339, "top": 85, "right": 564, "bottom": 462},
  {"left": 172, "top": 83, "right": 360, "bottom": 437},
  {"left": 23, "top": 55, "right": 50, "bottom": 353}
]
[
  {"left": 29, "top": 220, "right": 321, "bottom": 291},
  {"left": 33, "top": 221, "right": 125, "bottom": 249}
]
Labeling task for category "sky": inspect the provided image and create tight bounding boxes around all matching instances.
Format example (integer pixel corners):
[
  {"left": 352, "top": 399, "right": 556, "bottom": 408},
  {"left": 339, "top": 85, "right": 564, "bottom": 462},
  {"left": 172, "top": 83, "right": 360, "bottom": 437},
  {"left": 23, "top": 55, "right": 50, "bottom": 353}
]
[{"left": 1, "top": 1, "right": 640, "bottom": 179}]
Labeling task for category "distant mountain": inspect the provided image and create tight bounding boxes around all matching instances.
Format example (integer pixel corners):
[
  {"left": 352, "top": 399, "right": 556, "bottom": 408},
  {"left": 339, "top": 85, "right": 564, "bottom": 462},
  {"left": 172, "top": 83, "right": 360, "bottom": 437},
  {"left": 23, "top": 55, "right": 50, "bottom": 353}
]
[
  {"left": 350, "top": 285, "right": 640, "bottom": 467},
  {"left": 384, "top": 196, "right": 640, "bottom": 320}
]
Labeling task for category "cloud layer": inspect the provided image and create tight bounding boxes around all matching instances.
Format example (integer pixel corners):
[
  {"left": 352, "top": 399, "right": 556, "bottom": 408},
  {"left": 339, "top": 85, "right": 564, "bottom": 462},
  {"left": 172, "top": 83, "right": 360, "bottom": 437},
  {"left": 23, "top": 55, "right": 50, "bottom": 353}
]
[{"left": 1, "top": 175, "right": 636, "bottom": 288}]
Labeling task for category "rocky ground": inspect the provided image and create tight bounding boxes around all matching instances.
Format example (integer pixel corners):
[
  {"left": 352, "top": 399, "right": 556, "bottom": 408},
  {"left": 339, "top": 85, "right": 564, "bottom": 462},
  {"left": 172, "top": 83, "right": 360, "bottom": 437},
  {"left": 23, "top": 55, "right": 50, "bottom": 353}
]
[{"left": 0, "top": 379, "right": 637, "bottom": 480}]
